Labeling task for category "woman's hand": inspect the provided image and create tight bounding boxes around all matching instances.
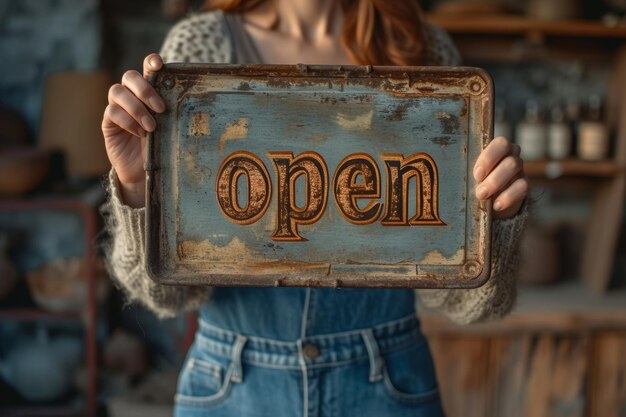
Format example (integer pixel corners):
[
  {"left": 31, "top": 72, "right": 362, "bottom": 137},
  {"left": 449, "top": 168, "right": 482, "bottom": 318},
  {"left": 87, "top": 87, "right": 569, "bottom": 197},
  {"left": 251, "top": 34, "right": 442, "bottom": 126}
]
[
  {"left": 102, "top": 53, "right": 166, "bottom": 208},
  {"left": 473, "top": 136, "right": 529, "bottom": 219}
]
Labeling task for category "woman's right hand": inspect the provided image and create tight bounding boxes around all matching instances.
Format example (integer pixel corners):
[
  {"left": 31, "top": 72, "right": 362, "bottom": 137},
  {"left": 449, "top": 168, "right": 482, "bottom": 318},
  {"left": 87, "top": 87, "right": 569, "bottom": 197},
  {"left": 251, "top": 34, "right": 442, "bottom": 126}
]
[{"left": 102, "top": 53, "right": 166, "bottom": 208}]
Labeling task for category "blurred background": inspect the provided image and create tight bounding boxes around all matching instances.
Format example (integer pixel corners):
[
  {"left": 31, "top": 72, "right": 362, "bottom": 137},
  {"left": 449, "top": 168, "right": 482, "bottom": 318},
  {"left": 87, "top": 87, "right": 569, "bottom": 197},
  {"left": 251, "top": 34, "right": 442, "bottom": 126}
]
[{"left": 0, "top": 0, "right": 625, "bottom": 416}]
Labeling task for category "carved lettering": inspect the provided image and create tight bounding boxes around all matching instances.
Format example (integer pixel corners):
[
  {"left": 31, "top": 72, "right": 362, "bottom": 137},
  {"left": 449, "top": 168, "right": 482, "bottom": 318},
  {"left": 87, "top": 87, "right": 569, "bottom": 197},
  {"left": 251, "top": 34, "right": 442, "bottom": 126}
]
[
  {"left": 216, "top": 151, "right": 271, "bottom": 225},
  {"left": 268, "top": 151, "right": 329, "bottom": 242},
  {"left": 215, "top": 150, "right": 444, "bottom": 239},
  {"left": 381, "top": 153, "right": 445, "bottom": 226},
  {"left": 333, "top": 153, "right": 382, "bottom": 224}
]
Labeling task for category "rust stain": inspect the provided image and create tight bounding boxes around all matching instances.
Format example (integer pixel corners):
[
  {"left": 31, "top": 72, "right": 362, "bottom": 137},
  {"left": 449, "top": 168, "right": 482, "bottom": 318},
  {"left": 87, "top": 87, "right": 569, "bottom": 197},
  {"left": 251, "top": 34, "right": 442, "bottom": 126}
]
[
  {"left": 266, "top": 78, "right": 291, "bottom": 88},
  {"left": 386, "top": 102, "right": 412, "bottom": 122},
  {"left": 431, "top": 136, "right": 456, "bottom": 146},
  {"left": 237, "top": 82, "right": 251, "bottom": 91},
  {"left": 336, "top": 110, "right": 373, "bottom": 130},
  {"left": 218, "top": 117, "right": 249, "bottom": 152},
  {"left": 436, "top": 111, "right": 460, "bottom": 135},
  {"left": 459, "top": 100, "right": 468, "bottom": 117}
]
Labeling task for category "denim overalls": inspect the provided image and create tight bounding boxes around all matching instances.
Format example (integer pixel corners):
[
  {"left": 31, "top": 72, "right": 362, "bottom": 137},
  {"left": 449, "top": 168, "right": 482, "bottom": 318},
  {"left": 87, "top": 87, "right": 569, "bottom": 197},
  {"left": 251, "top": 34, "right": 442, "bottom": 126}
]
[{"left": 174, "top": 287, "right": 445, "bottom": 416}]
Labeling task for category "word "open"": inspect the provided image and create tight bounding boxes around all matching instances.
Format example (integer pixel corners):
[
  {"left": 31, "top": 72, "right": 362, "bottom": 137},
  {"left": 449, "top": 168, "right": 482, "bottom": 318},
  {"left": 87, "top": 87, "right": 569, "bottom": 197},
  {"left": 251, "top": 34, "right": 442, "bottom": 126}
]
[{"left": 216, "top": 151, "right": 445, "bottom": 242}]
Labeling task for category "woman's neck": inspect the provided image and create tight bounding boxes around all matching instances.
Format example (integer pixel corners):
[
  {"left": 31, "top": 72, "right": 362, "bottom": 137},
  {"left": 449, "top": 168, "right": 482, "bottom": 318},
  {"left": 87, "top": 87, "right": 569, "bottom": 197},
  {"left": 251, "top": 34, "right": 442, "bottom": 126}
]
[
  {"left": 275, "top": 0, "right": 341, "bottom": 41},
  {"left": 244, "top": 0, "right": 342, "bottom": 43}
]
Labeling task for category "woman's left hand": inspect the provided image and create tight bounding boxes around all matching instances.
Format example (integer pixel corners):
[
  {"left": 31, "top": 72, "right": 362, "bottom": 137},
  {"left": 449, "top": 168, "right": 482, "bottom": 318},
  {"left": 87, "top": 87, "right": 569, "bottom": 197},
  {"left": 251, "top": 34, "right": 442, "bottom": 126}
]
[{"left": 473, "top": 136, "right": 529, "bottom": 219}]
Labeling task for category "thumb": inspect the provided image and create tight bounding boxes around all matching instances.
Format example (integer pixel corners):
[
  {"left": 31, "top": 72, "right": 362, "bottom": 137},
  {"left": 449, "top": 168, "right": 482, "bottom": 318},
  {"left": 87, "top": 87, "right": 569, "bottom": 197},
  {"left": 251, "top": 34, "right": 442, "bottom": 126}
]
[{"left": 143, "top": 53, "right": 163, "bottom": 79}]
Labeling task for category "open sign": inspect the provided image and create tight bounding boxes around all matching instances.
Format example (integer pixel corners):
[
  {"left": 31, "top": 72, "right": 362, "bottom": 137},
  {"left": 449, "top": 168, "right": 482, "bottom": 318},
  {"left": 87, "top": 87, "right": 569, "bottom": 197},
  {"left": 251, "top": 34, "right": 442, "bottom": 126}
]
[{"left": 146, "top": 64, "right": 493, "bottom": 288}]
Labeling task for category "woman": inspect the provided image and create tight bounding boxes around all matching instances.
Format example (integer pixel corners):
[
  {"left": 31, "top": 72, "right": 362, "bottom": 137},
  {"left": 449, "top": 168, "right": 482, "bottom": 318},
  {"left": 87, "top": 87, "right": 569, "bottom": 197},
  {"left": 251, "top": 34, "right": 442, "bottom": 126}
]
[{"left": 102, "top": 1, "right": 529, "bottom": 416}]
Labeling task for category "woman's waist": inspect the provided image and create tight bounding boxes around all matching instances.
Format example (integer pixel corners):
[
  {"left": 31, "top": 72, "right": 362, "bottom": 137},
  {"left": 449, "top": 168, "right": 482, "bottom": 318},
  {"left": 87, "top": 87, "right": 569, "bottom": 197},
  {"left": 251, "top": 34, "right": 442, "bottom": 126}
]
[
  {"left": 198, "top": 287, "right": 417, "bottom": 339},
  {"left": 193, "top": 313, "right": 424, "bottom": 370}
]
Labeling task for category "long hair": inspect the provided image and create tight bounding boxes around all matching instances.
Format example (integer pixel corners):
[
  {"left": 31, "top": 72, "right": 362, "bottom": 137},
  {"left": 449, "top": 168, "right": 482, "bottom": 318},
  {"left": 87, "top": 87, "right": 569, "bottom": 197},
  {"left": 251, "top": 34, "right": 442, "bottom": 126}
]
[{"left": 201, "top": 0, "right": 426, "bottom": 66}]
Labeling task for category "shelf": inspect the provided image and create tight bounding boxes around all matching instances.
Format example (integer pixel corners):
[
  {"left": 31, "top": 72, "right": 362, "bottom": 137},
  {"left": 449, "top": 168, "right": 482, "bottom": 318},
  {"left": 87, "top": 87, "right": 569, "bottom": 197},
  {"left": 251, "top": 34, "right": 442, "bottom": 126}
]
[
  {"left": 427, "top": 14, "right": 626, "bottom": 39},
  {"left": 421, "top": 281, "right": 626, "bottom": 335},
  {"left": 524, "top": 159, "right": 624, "bottom": 179},
  {"left": 0, "top": 196, "right": 101, "bottom": 417},
  {"left": 0, "top": 309, "right": 82, "bottom": 321},
  {"left": 0, "top": 405, "right": 82, "bottom": 417}
]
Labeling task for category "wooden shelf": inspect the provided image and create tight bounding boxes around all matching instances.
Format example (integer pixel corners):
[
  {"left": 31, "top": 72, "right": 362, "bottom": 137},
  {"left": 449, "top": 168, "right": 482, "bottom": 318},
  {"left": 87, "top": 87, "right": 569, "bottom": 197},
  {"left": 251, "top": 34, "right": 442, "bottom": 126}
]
[
  {"left": 0, "top": 196, "right": 101, "bottom": 417},
  {"left": 0, "top": 309, "right": 82, "bottom": 321},
  {"left": 0, "top": 405, "right": 82, "bottom": 417},
  {"left": 421, "top": 281, "right": 626, "bottom": 335},
  {"left": 427, "top": 14, "right": 626, "bottom": 39},
  {"left": 524, "top": 159, "right": 624, "bottom": 179}
]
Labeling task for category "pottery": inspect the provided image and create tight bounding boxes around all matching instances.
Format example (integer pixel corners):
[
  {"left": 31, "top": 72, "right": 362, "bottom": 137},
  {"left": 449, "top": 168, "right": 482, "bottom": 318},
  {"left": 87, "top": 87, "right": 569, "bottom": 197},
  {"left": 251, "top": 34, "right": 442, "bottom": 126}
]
[
  {"left": 26, "top": 257, "right": 110, "bottom": 313},
  {"left": 0, "top": 327, "right": 72, "bottom": 402},
  {"left": 0, "top": 147, "right": 51, "bottom": 195}
]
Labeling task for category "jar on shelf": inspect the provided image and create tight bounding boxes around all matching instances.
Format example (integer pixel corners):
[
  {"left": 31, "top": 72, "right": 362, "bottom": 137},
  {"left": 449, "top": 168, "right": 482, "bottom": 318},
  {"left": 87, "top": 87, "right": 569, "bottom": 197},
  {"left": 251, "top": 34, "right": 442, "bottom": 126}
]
[
  {"left": 547, "top": 105, "right": 572, "bottom": 160},
  {"left": 578, "top": 94, "right": 610, "bottom": 161},
  {"left": 516, "top": 99, "right": 547, "bottom": 160}
]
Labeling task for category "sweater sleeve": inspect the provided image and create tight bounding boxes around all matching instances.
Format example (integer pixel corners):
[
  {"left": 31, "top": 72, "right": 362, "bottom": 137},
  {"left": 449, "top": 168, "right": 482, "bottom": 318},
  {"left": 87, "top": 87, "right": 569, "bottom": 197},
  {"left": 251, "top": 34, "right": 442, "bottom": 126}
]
[
  {"left": 102, "top": 12, "right": 231, "bottom": 318},
  {"left": 103, "top": 170, "right": 213, "bottom": 318},
  {"left": 416, "top": 203, "right": 530, "bottom": 324}
]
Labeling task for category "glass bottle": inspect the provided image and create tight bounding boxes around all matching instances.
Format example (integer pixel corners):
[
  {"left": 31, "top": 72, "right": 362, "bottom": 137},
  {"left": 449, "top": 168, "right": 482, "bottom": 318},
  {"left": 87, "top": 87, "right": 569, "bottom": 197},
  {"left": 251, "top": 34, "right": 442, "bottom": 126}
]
[
  {"left": 547, "top": 104, "right": 572, "bottom": 160},
  {"left": 516, "top": 99, "right": 547, "bottom": 160},
  {"left": 578, "top": 95, "right": 609, "bottom": 161}
]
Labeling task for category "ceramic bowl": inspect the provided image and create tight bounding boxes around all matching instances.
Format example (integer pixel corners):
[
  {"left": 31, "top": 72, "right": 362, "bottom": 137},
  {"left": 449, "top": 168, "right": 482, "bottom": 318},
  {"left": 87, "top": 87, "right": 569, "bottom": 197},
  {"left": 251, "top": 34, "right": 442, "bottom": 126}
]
[
  {"left": 26, "top": 257, "right": 110, "bottom": 313},
  {"left": 0, "top": 147, "right": 51, "bottom": 195}
]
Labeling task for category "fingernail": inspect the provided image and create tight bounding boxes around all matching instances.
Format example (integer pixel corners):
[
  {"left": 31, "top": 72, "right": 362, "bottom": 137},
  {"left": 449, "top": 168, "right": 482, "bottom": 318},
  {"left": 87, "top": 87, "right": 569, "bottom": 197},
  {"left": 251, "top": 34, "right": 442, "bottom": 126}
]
[
  {"left": 493, "top": 200, "right": 502, "bottom": 211},
  {"left": 477, "top": 185, "right": 489, "bottom": 200},
  {"left": 149, "top": 56, "right": 160, "bottom": 68},
  {"left": 149, "top": 96, "right": 165, "bottom": 112},
  {"left": 142, "top": 115, "right": 155, "bottom": 131},
  {"left": 474, "top": 166, "right": 485, "bottom": 182}
]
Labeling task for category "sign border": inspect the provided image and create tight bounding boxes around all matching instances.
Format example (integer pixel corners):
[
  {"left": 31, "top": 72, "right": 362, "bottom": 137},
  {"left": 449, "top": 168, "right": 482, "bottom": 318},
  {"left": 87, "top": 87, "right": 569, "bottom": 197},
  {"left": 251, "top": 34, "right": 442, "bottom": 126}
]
[{"left": 145, "top": 63, "right": 493, "bottom": 289}]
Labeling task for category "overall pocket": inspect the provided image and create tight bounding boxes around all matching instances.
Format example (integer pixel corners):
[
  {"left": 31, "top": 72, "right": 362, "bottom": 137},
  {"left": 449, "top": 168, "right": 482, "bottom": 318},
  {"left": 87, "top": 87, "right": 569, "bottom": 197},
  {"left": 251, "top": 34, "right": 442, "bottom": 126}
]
[
  {"left": 381, "top": 340, "right": 440, "bottom": 404},
  {"left": 176, "top": 353, "right": 234, "bottom": 407}
]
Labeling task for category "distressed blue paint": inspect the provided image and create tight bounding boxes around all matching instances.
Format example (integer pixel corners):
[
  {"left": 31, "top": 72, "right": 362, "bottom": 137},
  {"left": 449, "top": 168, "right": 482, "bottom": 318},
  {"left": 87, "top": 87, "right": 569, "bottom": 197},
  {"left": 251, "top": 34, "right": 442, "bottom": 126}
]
[{"left": 177, "top": 92, "right": 466, "bottom": 263}]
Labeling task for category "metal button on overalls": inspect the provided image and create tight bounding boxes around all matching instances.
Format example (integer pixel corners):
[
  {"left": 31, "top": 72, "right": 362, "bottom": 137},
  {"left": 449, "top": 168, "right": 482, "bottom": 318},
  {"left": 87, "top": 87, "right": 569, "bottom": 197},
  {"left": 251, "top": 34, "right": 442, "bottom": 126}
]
[{"left": 302, "top": 343, "right": 320, "bottom": 360}]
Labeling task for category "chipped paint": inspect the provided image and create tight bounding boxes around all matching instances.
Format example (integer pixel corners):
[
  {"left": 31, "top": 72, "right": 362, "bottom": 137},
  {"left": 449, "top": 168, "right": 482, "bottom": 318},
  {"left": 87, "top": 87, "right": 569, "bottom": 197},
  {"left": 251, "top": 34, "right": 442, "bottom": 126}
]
[
  {"left": 189, "top": 112, "right": 210, "bottom": 136},
  {"left": 336, "top": 110, "right": 373, "bottom": 130},
  {"left": 181, "top": 141, "right": 212, "bottom": 186},
  {"left": 218, "top": 117, "right": 249, "bottom": 152},
  {"left": 436, "top": 111, "right": 460, "bottom": 135},
  {"left": 309, "top": 134, "right": 329, "bottom": 144},
  {"left": 431, "top": 136, "right": 456, "bottom": 146},
  {"left": 419, "top": 248, "right": 465, "bottom": 265},
  {"left": 178, "top": 236, "right": 264, "bottom": 262}
]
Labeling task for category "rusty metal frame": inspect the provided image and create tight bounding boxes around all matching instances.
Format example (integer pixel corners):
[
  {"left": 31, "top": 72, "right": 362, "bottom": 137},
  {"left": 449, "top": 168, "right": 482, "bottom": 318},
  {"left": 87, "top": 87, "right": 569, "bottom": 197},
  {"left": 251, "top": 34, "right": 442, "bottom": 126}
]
[{"left": 145, "top": 63, "right": 493, "bottom": 289}]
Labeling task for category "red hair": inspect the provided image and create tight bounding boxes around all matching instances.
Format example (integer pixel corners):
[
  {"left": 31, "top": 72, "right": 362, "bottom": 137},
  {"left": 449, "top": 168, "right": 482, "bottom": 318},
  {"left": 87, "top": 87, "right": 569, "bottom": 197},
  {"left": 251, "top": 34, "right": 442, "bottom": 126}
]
[{"left": 202, "top": 0, "right": 426, "bottom": 66}]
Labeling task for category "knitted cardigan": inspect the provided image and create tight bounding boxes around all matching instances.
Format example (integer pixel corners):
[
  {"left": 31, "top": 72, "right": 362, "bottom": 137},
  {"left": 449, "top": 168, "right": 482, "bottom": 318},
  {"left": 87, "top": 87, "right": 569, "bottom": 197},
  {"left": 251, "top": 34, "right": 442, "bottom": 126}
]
[{"left": 103, "top": 11, "right": 529, "bottom": 325}]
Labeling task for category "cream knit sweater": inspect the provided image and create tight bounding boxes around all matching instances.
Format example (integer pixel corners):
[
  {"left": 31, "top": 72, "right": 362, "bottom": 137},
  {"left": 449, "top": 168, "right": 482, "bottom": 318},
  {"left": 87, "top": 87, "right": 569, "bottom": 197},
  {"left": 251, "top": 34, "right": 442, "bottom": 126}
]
[{"left": 103, "top": 11, "right": 529, "bottom": 325}]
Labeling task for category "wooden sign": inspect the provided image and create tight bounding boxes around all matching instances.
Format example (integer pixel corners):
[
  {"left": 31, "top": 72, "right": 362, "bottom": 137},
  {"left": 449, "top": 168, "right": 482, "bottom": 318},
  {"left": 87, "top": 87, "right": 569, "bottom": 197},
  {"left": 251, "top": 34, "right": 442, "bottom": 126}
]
[{"left": 145, "top": 64, "right": 493, "bottom": 288}]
